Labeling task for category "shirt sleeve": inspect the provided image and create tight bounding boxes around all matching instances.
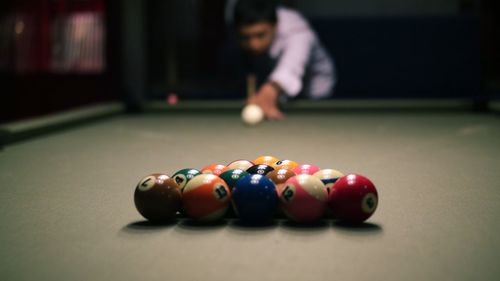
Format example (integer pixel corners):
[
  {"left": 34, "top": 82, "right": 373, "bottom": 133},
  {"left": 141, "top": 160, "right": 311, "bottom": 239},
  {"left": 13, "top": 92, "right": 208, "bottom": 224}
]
[{"left": 269, "top": 31, "right": 315, "bottom": 97}]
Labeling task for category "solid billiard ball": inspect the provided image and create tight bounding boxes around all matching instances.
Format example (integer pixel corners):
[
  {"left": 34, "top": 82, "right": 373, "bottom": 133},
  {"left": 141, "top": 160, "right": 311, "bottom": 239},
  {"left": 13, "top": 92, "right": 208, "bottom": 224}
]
[
  {"left": 172, "top": 168, "right": 201, "bottom": 191},
  {"left": 134, "top": 173, "right": 181, "bottom": 221},
  {"left": 241, "top": 104, "right": 264, "bottom": 125},
  {"left": 253, "top": 155, "right": 279, "bottom": 166},
  {"left": 266, "top": 168, "right": 296, "bottom": 194},
  {"left": 232, "top": 174, "right": 279, "bottom": 222},
  {"left": 201, "top": 164, "right": 227, "bottom": 176},
  {"left": 219, "top": 169, "right": 250, "bottom": 191},
  {"left": 182, "top": 174, "right": 231, "bottom": 221},
  {"left": 328, "top": 174, "right": 378, "bottom": 223},
  {"left": 225, "top": 159, "right": 254, "bottom": 172},
  {"left": 291, "top": 164, "right": 321, "bottom": 175},
  {"left": 246, "top": 164, "right": 274, "bottom": 175},
  {"left": 280, "top": 175, "right": 328, "bottom": 223},
  {"left": 313, "top": 169, "right": 344, "bottom": 193},
  {"left": 271, "top": 159, "right": 300, "bottom": 170}
]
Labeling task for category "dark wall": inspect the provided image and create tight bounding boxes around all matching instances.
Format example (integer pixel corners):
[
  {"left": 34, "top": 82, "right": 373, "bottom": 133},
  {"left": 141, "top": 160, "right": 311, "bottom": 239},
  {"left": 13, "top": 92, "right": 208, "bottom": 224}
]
[{"left": 313, "top": 16, "right": 480, "bottom": 99}]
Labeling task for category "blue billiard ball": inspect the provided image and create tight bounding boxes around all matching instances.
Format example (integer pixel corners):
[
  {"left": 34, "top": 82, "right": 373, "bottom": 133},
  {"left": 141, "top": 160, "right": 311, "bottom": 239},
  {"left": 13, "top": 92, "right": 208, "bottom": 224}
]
[{"left": 232, "top": 174, "right": 279, "bottom": 222}]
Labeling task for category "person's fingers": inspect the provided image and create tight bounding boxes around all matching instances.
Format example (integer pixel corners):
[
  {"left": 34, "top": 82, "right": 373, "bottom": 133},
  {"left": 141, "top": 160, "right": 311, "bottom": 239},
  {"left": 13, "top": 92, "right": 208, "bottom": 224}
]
[
  {"left": 264, "top": 107, "right": 285, "bottom": 120},
  {"left": 246, "top": 96, "right": 257, "bottom": 105}
]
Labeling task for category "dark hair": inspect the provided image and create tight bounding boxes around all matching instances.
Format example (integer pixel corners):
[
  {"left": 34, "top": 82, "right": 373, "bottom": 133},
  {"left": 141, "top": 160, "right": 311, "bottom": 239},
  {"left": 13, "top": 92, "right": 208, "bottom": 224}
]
[{"left": 233, "top": 0, "right": 278, "bottom": 27}]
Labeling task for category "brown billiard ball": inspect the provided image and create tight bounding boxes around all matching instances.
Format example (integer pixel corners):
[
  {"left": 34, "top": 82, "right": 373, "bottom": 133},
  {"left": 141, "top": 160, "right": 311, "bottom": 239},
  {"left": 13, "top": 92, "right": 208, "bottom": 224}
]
[
  {"left": 134, "top": 173, "right": 182, "bottom": 221},
  {"left": 328, "top": 174, "right": 378, "bottom": 223},
  {"left": 266, "top": 168, "right": 296, "bottom": 194}
]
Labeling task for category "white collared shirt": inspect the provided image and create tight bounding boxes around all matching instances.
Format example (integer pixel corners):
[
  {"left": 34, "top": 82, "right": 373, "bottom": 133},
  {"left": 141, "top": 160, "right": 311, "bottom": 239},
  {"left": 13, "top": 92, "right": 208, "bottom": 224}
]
[{"left": 267, "top": 7, "right": 336, "bottom": 99}]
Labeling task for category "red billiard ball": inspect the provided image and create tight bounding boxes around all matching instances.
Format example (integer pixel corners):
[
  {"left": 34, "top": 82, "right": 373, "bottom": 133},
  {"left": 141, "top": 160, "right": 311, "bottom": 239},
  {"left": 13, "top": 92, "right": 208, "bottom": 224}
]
[
  {"left": 280, "top": 175, "right": 328, "bottom": 223},
  {"left": 182, "top": 174, "right": 231, "bottom": 221},
  {"left": 328, "top": 174, "right": 378, "bottom": 223},
  {"left": 134, "top": 174, "right": 181, "bottom": 221}
]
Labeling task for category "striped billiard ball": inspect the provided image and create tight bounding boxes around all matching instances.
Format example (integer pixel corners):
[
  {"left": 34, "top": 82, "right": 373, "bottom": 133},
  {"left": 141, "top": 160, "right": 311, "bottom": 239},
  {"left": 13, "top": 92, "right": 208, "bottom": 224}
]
[
  {"left": 182, "top": 174, "right": 231, "bottom": 221},
  {"left": 280, "top": 175, "right": 328, "bottom": 223}
]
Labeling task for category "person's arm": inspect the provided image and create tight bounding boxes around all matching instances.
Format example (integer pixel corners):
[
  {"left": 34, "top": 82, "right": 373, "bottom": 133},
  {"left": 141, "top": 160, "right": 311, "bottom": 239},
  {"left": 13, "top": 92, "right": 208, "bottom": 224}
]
[
  {"left": 248, "top": 80, "right": 283, "bottom": 120},
  {"left": 249, "top": 32, "right": 315, "bottom": 120}
]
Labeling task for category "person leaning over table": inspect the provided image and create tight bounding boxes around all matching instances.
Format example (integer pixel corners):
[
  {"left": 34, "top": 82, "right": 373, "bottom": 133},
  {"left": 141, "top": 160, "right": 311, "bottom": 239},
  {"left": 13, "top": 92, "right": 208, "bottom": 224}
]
[{"left": 226, "top": 0, "right": 336, "bottom": 119}]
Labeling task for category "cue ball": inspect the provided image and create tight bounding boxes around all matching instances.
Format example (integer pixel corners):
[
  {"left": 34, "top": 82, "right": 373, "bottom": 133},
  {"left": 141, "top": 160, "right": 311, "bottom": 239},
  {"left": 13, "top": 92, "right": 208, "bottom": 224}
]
[
  {"left": 134, "top": 173, "right": 181, "bottom": 221},
  {"left": 241, "top": 104, "right": 264, "bottom": 125},
  {"left": 328, "top": 174, "right": 378, "bottom": 223}
]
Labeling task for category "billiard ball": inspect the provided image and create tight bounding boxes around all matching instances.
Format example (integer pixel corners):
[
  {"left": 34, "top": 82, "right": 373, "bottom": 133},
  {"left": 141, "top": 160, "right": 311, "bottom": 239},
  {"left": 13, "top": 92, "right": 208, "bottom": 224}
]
[
  {"left": 280, "top": 175, "right": 328, "bottom": 223},
  {"left": 253, "top": 155, "right": 279, "bottom": 166},
  {"left": 172, "top": 168, "right": 201, "bottom": 191},
  {"left": 232, "top": 174, "right": 279, "bottom": 222},
  {"left": 313, "top": 169, "right": 344, "bottom": 193},
  {"left": 201, "top": 164, "right": 227, "bottom": 176},
  {"left": 241, "top": 104, "right": 264, "bottom": 125},
  {"left": 134, "top": 173, "right": 181, "bottom": 221},
  {"left": 219, "top": 169, "right": 250, "bottom": 191},
  {"left": 266, "top": 168, "right": 296, "bottom": 194},
  {"left": 328, "top": 174, "right": 378, "bottom": 223},
  {"left": 225, "top": 159, "right": 254, "bottom": 172},
  {"left": 271, "top": 159, "right": 299, "bottom": 170},
  {"left": 246, "top": 164, "right": 274, "bottom": 175},
  {"left": 291, "top": 164, "right": 321, "bottom": 175},
  {"left": 182, "top": 174, "right": 231, "bottom": 221}
]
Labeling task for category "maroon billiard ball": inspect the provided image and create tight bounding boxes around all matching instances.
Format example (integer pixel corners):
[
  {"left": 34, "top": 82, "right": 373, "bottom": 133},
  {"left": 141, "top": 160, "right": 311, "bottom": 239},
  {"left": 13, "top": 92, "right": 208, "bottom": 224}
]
[
  {"left": 328, "top": 174, "right": 378, "bottom": 223},
  {"left": 134, "top": 173, "right": 182, "bottom": 221}
]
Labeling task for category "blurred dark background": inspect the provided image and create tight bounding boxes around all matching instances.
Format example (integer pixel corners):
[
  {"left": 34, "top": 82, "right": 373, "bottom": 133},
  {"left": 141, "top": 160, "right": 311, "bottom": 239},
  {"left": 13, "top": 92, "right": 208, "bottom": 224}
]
[{"left": 0, "top": 0, "right": 498, "bottom": 122}]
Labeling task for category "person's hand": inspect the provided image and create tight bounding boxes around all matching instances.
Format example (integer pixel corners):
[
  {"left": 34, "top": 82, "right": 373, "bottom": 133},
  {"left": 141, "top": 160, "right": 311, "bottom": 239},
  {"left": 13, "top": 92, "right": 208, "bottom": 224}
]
[{"left": 247, "top": 82, "right": 285, "bottom": 120}]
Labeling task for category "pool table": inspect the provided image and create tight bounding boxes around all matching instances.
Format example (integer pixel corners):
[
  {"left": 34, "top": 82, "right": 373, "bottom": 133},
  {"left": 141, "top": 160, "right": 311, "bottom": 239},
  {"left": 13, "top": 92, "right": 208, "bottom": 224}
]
[{"left": 1, "top": 100, "right": 500, "bottom": 281}]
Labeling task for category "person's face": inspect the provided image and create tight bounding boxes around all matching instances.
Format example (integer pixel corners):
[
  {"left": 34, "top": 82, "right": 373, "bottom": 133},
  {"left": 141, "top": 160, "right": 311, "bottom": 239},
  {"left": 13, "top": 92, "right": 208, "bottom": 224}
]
[{"left": 238, "top": 22, "right": 276, "bottom": 56}]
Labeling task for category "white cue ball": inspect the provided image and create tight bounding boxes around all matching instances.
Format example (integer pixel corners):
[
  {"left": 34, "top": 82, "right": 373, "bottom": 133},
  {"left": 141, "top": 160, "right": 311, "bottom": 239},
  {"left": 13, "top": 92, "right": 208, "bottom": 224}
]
[{"left": 241, "top": 104, "right": 264, "bottom": 125}]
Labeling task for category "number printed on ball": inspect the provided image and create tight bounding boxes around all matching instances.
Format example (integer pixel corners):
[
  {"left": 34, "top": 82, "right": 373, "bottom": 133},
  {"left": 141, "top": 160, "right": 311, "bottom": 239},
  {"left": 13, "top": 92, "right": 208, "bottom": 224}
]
[
  {"left": 281, "top": 184, "right": 296, "bottom": 203},
  {"left": 361, "top": 193, "right": 378, "bottom": 213},
  {"left": 138, "top": 175, "right": 157, "bottom": 191},
  {"left": 213, "top": 183, "right": 229, "bottom": 201}
]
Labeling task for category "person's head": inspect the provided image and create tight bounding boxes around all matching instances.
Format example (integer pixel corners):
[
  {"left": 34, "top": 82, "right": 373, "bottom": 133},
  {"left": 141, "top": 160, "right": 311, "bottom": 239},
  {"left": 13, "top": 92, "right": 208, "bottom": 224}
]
[{"left": 234, "top": 0, "right": 277, "bottom": 56}]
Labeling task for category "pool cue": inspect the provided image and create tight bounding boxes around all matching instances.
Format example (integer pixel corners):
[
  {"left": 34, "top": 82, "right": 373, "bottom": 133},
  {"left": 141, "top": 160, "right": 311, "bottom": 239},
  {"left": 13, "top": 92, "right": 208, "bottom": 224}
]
[{"left": 247, "top": 73, "right": 256, "bottom": 99}]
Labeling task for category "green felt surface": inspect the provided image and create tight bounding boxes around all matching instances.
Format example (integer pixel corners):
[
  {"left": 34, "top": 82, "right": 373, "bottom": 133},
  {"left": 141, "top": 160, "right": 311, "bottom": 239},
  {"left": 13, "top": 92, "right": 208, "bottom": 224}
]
[{"left": 1, "top": 110, "right": 500, "bottom": 281}]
